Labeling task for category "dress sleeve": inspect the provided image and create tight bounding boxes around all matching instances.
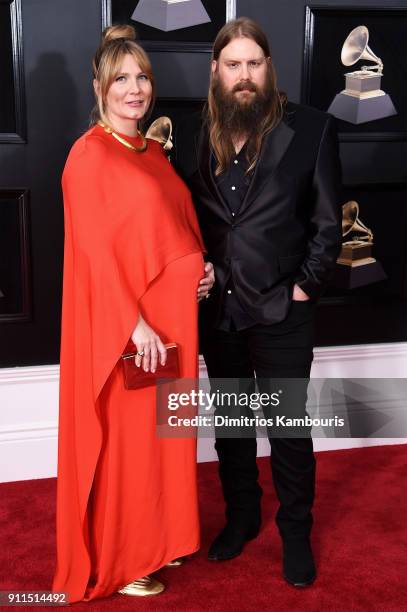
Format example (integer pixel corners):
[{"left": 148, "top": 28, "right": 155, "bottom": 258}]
[{"left": 62, "top": 136, "right": 140, "bottom": 401}]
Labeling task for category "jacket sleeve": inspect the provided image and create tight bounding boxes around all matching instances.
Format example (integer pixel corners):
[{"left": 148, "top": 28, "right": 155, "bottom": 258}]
[{"left": 294, "top": 116, "right": 343, "bottom": 300}]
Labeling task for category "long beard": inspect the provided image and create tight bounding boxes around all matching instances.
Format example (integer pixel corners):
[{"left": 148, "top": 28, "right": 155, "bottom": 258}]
[{"left": 212, "top": 75, "right": 273, "bottom": 138}]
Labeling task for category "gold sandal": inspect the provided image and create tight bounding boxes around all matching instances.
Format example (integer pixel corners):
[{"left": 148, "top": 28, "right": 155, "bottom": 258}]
[
  {"left": 117, "top": 575, "right": 165, "bottom": 596},
  {"left": 165, "top": 556, "right": 186, "bottom": 567}
]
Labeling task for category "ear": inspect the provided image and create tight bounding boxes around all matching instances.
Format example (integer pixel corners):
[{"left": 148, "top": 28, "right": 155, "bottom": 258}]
[
  {"left": 93, "top": 79, "right": 100, "bottom": 97},
  {"left": 211, "top": 60, "right": 217, "bottom": 74}
]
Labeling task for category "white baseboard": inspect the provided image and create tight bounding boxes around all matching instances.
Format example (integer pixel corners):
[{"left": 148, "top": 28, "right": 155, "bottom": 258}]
[{"left": 1, "top": 342, "right": 406, "bottom": 483}]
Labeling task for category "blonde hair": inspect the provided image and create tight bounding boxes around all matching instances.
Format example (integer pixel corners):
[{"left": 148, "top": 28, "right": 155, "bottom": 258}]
[
  {"left": 207, "top": 17, "right": 286, "bottom": 176},
  {"left": 91, "top": 24, "right": 155, "bottom": 131}
]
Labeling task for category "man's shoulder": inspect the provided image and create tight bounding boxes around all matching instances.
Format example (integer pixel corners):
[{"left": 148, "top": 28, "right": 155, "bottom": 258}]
[{"left": 283, "top": 101, "right": 334, "bottom": 131}]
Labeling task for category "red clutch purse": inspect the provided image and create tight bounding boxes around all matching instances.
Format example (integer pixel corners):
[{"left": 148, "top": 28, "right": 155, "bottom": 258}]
[{"left": 121, "top": 341, "right": 180, "bottom": 390}]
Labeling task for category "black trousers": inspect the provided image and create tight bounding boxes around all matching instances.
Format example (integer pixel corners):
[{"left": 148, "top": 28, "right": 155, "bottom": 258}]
[{"left": 202, "top": 300, "right": 316, "bottom": 541}]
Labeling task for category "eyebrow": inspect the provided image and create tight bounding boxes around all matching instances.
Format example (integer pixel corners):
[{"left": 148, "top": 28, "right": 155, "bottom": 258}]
[
  {"left": 222, "top": 56, "right": 265, "bottom": 63},
  {"left": 116, "top": 70, "right": 146, "bottom": 76}
]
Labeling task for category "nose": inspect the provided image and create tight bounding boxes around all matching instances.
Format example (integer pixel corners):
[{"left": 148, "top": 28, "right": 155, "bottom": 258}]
[
  {"left": 129, "top": 76, "right": 141, "bottom": 94},
  {"left": 240, "top": 63, "right": 250, "bottom": 81}
]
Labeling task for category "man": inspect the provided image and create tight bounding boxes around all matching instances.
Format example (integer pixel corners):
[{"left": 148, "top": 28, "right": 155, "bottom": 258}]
[{"left": 175, "top": 17, "right": 342, "bottom": 587}]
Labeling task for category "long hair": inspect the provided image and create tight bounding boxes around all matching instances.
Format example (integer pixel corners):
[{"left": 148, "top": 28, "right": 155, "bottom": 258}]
[
  {"left": 207, "top": 17, "right": 286, "bottom": 175},
  {"left": 91, "top": 24, "right": 155, "bottom": 133}
]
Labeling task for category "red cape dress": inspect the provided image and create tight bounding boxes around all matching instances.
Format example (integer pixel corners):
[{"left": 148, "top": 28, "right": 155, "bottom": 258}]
[{"left": 52, "top": 124, "right": 206, "bottom": 602}]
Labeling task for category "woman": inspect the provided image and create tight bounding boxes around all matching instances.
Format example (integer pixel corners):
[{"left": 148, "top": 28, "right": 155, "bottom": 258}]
[{"left": 52, "top": 25, "right": 213, "bottom": 602}]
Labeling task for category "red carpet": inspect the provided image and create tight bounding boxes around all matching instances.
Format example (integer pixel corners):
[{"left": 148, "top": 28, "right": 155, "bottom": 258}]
[{"left": 1, "top": 444, "right": 406, "bottom": 611}]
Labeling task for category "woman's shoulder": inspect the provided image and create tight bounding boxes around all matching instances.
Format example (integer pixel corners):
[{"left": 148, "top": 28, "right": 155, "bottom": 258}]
[{"left": 66, "top": 126, "right": 110, "bottom": 167}]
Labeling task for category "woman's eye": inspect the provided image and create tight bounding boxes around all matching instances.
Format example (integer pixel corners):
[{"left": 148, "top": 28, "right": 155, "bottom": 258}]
[
  {"left": 116, "top": 75, "right": 126, "bottom": 82},
  {"left": 138, "top": 74, "right": 148, "bottom": 81}
]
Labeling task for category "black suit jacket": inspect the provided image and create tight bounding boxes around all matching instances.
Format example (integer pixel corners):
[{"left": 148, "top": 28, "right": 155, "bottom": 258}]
[{"left": 174, "top": 102, "right": 343, "bottom": 327}]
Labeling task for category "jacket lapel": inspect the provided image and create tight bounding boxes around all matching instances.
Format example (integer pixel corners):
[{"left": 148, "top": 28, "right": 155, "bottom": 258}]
[
  {"left": 237, "top": 118, "right": 295, "bottom": 216},
  {"left": 195, "top": 113, "right": 296, "bottom": 220}
]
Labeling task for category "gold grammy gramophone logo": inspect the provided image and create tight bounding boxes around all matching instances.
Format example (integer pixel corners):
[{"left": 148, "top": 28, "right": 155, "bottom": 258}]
[{"left": 338, "top": 201, "right": 374, "bottom": 267}]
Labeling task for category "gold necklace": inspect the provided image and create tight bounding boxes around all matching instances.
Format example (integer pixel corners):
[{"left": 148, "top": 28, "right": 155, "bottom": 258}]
[{"left": 97, "top": 120, "right": 147, "bottom": 153}]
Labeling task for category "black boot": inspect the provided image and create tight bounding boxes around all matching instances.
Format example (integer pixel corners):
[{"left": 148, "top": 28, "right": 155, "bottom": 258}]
[
  {"left": 283, "top": 538, "right": 316, "bottom": 587},
  {"left": 208, "top": 514, "right": 261, "bottom": 561}
]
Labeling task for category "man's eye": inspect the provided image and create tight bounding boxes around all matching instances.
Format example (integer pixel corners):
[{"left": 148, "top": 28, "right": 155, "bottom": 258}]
[{"left": 228, "top": 63, "right": 238, "bottom": 69}]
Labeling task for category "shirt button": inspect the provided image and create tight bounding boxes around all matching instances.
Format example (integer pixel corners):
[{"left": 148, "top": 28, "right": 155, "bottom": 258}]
[
  {"left": 234, "top": 160, "right": 238, "bottom": 164},
  {"left": 231, "top": 186, "right": 236, "bottom": 191},
  {"left": 231, "top": 212, "right": 235, "bottom": 216},
  {"left": 227, "top": 289, "right": 232, "bottom": 294}
]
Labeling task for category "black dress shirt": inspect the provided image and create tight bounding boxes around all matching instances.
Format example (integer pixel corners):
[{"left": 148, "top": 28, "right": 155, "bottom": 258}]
[{"left": 212, "top": 145, "right": 256, "bottom": 331}]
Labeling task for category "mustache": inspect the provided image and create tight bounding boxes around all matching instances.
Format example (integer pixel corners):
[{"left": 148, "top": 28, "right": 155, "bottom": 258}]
[{"left": 232, "top": 81, "right": 258, "bottom": 94}]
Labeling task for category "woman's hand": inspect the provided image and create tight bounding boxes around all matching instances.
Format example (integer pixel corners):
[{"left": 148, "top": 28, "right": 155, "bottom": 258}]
[
  {"left": 197, "top": 261, "right": 215, "bottom": 301},
  {"left": 131, "top": 314, "right": 167, "bottom": 372}
]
